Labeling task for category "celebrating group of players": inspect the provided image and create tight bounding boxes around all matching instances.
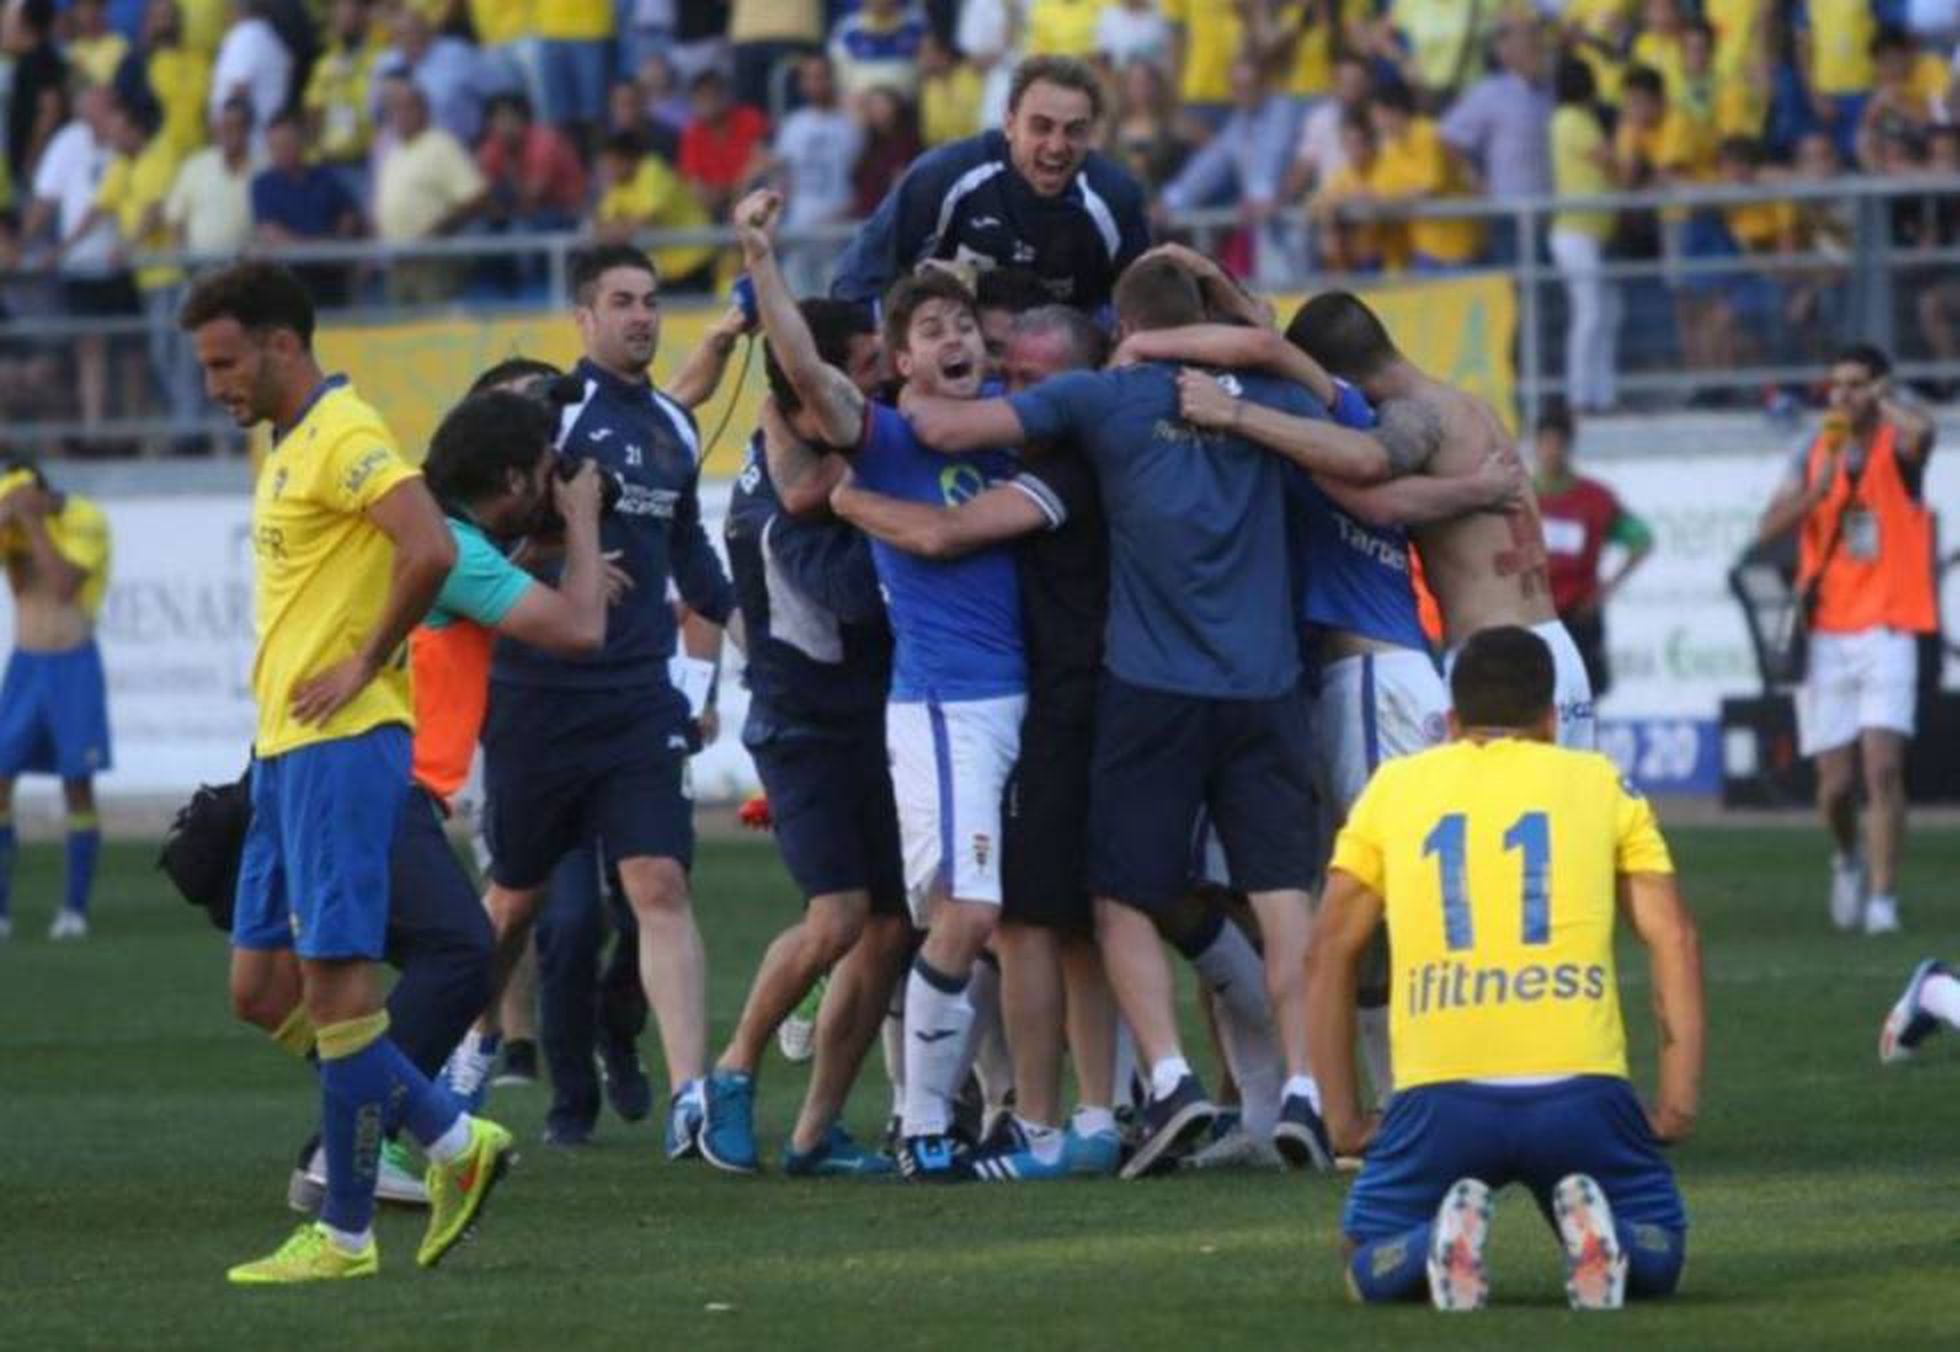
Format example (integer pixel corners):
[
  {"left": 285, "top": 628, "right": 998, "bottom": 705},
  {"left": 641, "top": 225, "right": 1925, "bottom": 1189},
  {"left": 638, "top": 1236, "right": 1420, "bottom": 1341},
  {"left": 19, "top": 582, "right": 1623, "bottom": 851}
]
[{"left": 177, "top": 54, "right": 1705, "bottom": 1314}]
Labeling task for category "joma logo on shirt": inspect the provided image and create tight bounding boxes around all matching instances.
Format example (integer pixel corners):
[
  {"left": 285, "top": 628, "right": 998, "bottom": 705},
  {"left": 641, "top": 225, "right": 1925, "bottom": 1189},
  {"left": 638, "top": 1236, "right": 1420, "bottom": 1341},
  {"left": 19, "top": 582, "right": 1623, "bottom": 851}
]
[{"left": 342, "top": 448, "right": 392, "bottom": 496}]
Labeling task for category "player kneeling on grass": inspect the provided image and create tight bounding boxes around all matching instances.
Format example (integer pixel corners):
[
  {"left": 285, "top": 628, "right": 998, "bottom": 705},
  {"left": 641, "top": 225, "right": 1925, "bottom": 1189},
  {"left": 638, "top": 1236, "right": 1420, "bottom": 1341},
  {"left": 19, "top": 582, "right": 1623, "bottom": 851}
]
[
  {"left": 1307, "top": 626, "right": 1704, "bottom": 1312},
  {"left": 181, "top": 262, "right": 514, "bottom": 1284}
]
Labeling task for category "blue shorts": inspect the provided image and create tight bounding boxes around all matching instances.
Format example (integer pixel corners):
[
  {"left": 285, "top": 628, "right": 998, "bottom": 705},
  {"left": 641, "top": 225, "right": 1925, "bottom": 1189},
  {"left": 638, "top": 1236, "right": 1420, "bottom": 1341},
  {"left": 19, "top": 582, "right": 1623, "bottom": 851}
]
[
  {"left": 749, "top": 725, "right": 905, "bottom": 916},
  {"left": 482, "top": 681, "right": 694, "bottom": 891},
  {"left": 232, "top": 726, "right": 411, "bottom": 961},
  {"left": 538, "top": 38, "right": 609, "bottom": 126},
  {"left": 1087, "top": 673, "right": 1316, "bottom": 910},
  {"left": 0, "top": 641, "right": 112, "bottom": 779},
  {"left": 1343, "top": 1076, "right": 1688, "bottom": 1242}
]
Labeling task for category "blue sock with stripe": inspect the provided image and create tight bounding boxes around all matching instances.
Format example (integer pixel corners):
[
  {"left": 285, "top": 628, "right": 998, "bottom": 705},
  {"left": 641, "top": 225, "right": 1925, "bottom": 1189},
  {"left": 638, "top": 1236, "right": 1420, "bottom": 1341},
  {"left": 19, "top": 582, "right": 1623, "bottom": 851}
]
[
  {"left": 316, "top": 1012, "right": 465, "bottom": 1236},
  {"left": 1622, "top": 1222, "right": 1687, "bottom": 1299},
  {"left": 63, "top": 812, "right": 99, "bottom": 917},
  {"left": 0, "top": 812, "right": 14, "bottom": 921},
  {"left": 1347, "top": 1224, "right": 1433, "bottom": 1304}
]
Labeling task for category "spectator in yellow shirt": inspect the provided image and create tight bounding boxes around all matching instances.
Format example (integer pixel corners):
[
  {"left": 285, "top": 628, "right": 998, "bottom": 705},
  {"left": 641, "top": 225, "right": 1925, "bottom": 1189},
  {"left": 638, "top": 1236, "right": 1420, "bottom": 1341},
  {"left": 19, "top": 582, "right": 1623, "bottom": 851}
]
[
  {"left": 918, "top": 29, "right": 981, "bottom": 147},
  {"left": 1797, "top": 0, "right": 1877, "bottom": 161},
  {"left": 68, "top": 0, "right": 130, "bottom": 87},
  {"left": 591, "top": 132, "right": 716, "bottom": 293},
  {"left": 86, "top": 96, "right": 203, "bottom": 439},
  {"left": 112, "top": 0, "right": 213, "bottom": 158},
  {"left": 1678, "top": 16, "right": 1763, "bottom": 141},
  {"left": 1025, "top": 0, "right": 1101, "bottom": 59},
  {"left": 1160, "top": 0, "right": 1241, "bottom": 131},
  {"left": 1560, "top": 0, "right": 1635, "bottom": 104},
  {"left": 372, "top": 76, "right": 488, "bottom": 303},
  {"left": 1368, "top": 81, "right": 1481, "bottom": 270},
  {"left": 536, "top": 0, "right": 611, "bottom": 136},
  {"left": 305, "top": 0, "right": 381, "bottom": 200},
  {"left": 1856, "top": 26, "right": 1943, "bottom": 173},
  {"left": 1630, "top": 0, "right": 1690, "bottom": 117},
  {"left": 1310, "top": 108, "right": 1389, "bottom": 274}
]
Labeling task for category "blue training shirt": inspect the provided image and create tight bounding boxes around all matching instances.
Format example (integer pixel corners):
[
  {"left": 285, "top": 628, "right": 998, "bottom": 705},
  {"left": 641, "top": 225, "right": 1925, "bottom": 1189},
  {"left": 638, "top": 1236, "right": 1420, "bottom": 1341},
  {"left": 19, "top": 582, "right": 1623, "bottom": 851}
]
[
  {"left": 1288, "top": 379, "right": 1429, "bottom": 651},
  {"left": 851, "top": 401, "right": 1024, "bottom": 702},
  {"left": 1008, "top": 364, "right": 1323, "bottom": 700}
]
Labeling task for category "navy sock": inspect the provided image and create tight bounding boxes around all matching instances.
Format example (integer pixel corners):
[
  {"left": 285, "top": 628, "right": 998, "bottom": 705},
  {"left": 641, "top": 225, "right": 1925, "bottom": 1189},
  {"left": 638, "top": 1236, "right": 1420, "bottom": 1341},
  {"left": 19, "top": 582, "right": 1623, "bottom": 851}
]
[
  {"left": 1621, "top": 1221, "right": 1687, "bottom": 1299},
  {"left": 0, "top": 815, "right": 14, "bottom": 920},
  {"left": 1347, "top": 1225, "right": 1433, "bottom": 1304},
  {"left": 317, "top": 1014, "right": 463, "bottom": 1234},
  {"left": 63, "top": 813, "right": 99, "bottom": 917}
]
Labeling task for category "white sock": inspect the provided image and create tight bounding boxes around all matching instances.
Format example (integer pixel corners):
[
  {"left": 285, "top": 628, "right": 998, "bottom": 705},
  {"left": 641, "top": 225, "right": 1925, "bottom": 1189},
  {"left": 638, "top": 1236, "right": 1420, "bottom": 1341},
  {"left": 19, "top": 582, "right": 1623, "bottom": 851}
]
[
  {"left": 1017, "top": 1116, "right": 1065, "bottom": 1163},
  {"left": 1112, "top": 1022, "right": 1139, "bottom": 1108},
  {"left": 425, "top": 1113, "right": 472, "bottom": 1165},
  {"left": 1149, "top": 1055, "right": 1191, "bottom": 1100},
  {"left": 1283, "top": 1073, "right": 1323, "bottom": 1115},
  {"left": 901, "top": 959, "right": 976, "bottom": 1137},
  {"left": 965, "top": 959, "right": 1013, "bottom": 1109},
  {"left": 1869, "top": 893, "right": 1898, "bottom": 914},
  {"left": 1189, "top": 920, "right": 1270, "bottom": 1029},
  {"left": 1922, "top": 973, "right": 1960, "bottom": 1027},
  {"left": 1214, "top": 1000, "right": 1284, "bottom": 1137},
  {"left": 320, "top": 1221, "right": 372, "bottom": 1255},
  {"left": 1072, "top": 1105, "right": 1117, "bottom": 1138},
  {"left": 1357, "top": 1006, "right": 1394, "bottom": 1110}
]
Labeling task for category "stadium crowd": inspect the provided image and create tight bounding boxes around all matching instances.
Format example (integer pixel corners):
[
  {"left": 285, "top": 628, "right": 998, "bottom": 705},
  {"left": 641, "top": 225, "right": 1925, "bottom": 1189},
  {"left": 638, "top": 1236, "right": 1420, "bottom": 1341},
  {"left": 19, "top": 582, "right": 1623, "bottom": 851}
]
[{"left": 0, "top": 1, "right": 1958, "bottom": 442}]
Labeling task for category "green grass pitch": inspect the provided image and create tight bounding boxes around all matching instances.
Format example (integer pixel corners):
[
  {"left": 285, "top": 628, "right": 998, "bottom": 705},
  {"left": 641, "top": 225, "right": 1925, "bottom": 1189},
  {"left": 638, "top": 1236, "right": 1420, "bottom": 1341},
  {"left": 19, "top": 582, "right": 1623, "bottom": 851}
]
[{"left": 4, "top": 826, "right": 1960, "bottom": 1349}]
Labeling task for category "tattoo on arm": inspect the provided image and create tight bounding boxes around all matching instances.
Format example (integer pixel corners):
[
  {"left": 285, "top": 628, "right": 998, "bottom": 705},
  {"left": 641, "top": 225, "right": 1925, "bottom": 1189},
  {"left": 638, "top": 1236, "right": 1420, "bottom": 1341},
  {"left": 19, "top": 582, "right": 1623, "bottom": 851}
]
[{"left": 1373, "top": 397, "right": 1445, "bottom": 475}]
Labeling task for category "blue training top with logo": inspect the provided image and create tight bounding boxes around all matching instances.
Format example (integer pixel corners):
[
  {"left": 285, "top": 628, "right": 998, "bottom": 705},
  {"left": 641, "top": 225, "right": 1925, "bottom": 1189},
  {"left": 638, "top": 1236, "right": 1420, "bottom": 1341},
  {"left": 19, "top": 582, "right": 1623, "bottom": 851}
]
[
  {"left": 491, "top": 358, "right": 734, "bottom": 730},
  {"left": 1287, "top": 381, "right": 1428, "bottom": 651},
  {"left": 851, "top": 401, "right": 1024, "bottom": 703},
  {"left": 1008, "top": 363, "right": 1325, "bottom": 700},
  {"left": 725, "top": 432, "right": 892, "bottom": 737}
]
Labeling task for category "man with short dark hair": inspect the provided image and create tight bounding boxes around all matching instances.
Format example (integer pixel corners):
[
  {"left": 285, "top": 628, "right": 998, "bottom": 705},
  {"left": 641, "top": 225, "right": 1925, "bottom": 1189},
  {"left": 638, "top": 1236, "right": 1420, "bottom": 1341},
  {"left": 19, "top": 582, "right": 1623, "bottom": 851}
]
[
  {"left": 1310, "top": 625, "right": 1702, "bottom": 1312},
  {"left": 696, "top": 298, "right": 913, "bottom": 1178},
  {"left": 896, "top": 251, "right": 1388, "bottom": 1178},
  {"left": 450, "top": 243, "right": 736, "bottom": 1165},
  {"left": 829, "top": 302, "right": 1124, "bottom": 1181},
  {"left": 742, "top": 188, "right": 1025, "bottom": 1182},
  {"left": 180, "top": 261, "right": 512, "bottom": 1283},
  {"left": 831, "top": 53, "right": 1150, "bottom": 314},
  {"left": 1758, "top": 343, "right": 1937, "bottom": 935}
]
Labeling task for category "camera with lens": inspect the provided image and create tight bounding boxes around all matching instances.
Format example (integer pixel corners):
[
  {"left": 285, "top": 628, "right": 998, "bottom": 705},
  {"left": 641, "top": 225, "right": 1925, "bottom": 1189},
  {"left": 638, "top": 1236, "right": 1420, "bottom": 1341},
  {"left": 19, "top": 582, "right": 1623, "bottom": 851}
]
[{"left": 520, "top": 372, "right": 625, "bottom": 522}]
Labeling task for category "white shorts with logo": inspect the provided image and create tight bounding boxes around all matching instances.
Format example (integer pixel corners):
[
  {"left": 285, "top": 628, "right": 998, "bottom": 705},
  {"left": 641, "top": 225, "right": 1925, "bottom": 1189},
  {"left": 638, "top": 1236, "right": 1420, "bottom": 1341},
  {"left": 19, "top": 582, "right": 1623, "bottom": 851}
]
[
  {"left": 1315, "top": 649, "right": 1451, "bottom": 817},
  {"left": 1796, "top": 628, "right": 1919, "bottom": 756},
  {"left": 887, "top": 694, "right": 1026, "bottom": 924},
  {"left": 1446, "top": 618, "right": 1597, "bottom": 750}
]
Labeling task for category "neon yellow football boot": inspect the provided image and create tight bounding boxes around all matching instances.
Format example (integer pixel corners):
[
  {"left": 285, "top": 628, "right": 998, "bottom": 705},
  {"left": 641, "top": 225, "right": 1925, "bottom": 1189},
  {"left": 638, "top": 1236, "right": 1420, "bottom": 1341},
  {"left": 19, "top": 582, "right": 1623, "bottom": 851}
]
[
  {"left": 228, "top": 1223, "right": 378, "bottom": 1285},
  {"left": 417, "top": 1117, "right": 515, "bottom": 1268}
]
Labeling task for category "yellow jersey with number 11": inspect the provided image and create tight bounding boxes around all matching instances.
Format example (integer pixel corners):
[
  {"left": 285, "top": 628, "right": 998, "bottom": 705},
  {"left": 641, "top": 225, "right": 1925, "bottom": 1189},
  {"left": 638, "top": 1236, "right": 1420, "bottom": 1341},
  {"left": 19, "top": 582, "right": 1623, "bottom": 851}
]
[
  {"left": 250, "top": 377, "right": 420, "bottom": 759},
  {"left": 1330, "top": 736, "right": 1674, "bottom": 1090}
]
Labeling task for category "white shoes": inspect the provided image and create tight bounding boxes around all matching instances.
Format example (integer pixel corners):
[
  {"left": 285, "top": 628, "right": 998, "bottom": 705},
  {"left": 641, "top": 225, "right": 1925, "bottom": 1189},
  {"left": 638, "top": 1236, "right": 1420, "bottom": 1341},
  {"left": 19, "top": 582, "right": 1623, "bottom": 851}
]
[
  {"left": 1829, "top": 856, "right": 1866, "bottom": 932},
  {"left": 1863, "top": 896, "right": 1902, "bottom": 935},
  {"left": 48, "top": 909, "right": 88, "bottom": 940},
  {"left": 1427, "top": 1177, "right": 1493, "bottom": 1311}
]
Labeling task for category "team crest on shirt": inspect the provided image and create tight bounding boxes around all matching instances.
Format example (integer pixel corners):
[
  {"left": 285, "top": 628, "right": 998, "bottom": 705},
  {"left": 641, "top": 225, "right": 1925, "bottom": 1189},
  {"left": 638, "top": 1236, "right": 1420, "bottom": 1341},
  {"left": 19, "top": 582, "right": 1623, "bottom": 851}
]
[
  {"left": 972, "top": 833, "right": 992, "bottom": 868},
  {"left": 939, "top": 464, "right": 988, "bottom": 506},
  {"left": 270, "top": 467, "right": 288, "bottom": 499},
  {"left": 1216, "top": 374, "right": 1245, "bottom": 397}
]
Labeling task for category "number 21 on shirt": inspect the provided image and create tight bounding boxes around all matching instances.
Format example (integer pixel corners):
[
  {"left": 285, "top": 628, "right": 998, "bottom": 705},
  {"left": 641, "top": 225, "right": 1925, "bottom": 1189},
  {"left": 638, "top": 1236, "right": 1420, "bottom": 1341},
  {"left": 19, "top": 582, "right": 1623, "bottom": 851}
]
[{"left": 1422, "top": 810, "right": 1551, "bottom": 950}]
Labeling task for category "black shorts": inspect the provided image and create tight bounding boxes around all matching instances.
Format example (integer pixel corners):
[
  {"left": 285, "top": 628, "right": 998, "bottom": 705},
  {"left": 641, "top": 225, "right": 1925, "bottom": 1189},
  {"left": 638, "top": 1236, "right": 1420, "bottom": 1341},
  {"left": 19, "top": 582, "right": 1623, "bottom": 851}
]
[
  {"left": 1087, "top": 673, "right": 1316, "bottom": 912},
  {"left": 750, "top": 728, "right": 906, "bottom": 917},
  {"left": 482, "top": 681, "right": 695, "bottom": 891},
  {"left": 63, "top": 273, "right": 139, "bottom": 317},
  {"left": 1001, "top": 708, "right": 1095, "bottom": 933},
  {"left": 385, "top": 786, "right": 494, "bottom": 967}
]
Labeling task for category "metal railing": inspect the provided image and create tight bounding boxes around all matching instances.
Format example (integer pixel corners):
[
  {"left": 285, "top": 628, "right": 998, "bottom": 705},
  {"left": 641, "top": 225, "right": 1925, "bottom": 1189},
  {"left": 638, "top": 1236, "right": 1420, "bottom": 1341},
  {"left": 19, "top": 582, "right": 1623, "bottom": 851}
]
[{"left": 2, "top": 173, "right": 1955, "bottom": 454}]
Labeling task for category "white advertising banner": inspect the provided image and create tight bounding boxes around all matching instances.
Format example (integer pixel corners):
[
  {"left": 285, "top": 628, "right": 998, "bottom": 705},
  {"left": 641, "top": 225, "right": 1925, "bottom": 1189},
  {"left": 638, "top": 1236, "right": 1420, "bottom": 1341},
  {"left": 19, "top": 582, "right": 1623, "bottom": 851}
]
[
  {"left": 2, "top": 487, "right": 760, "bottom": 805},
  {"left": 1593, "top": 445, "right": 1960, "bottom": 722}
]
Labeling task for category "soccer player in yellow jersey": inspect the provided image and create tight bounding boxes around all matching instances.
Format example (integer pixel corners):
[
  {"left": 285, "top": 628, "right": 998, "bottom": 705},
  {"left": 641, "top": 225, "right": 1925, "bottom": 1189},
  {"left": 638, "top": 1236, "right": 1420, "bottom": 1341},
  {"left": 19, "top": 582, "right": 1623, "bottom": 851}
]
[
  {"left": 178, "top": 262, "right": 514, "bottom": 1284},
  {"left": 1309, "top": 626, "right": 1705, "bottom": 1312},
  {"left": 0, "top": 461, "right": 112, "bottom": 942}
]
